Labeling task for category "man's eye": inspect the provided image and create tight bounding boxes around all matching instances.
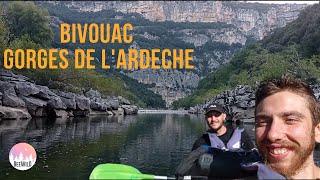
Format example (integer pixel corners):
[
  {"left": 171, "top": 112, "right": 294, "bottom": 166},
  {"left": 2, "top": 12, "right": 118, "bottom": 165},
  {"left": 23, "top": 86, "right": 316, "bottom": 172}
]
[
  {"left": 255, "top": 120, "right": 267, "bottom": 127},
  {"left": 285, "top": 118, "right": 299, "bottom": 124}
]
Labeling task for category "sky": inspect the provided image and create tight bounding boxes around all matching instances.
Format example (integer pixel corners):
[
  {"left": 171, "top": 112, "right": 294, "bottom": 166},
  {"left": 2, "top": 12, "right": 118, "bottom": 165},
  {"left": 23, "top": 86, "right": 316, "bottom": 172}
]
[{"left": 245, "top": 1, "right": 318, "bottom": 4}]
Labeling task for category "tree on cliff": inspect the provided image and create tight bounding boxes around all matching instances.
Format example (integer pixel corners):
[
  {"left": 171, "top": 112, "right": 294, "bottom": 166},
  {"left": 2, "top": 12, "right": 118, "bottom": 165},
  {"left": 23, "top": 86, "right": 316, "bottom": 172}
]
[{"left": 5, "top": 1, "right": 53, "bottom": 47}]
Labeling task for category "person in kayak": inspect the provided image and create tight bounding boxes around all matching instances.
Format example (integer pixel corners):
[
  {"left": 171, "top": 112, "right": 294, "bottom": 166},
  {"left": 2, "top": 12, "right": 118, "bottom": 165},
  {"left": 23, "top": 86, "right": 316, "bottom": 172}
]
[
  {"left": 254, "top": 75, "right": 320, "bottom": 179},
  {"left": 175, "top": 103, "right": 258, "bottom": 179},
  {"left": 192, "top": 103, "right": 254, "bottom": 150}
]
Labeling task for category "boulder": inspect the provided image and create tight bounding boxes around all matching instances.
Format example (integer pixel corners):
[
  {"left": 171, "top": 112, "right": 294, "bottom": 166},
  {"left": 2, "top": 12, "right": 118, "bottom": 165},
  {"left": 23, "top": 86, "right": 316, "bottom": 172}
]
[
  {"left": 188, "top": 107, "right": 198, "bottom": 114},
  {"left": 54, "top": 90, "right": 75, "bottom": 99},
  {"left": 60, "top": 97, "right": 77, "bottom": 110},
  {"left": 106, "top": 111, "right": 114, "bottom": 116},
  {"left": 0, "top": 69, "right": 30, "bottom": 82},
  {"left": 20, "top": 96, "right": 47, "bottom": 117},
  {"left": 109, "top": 99, "right": 120, "bottom": 110},
  {"left": 0, "top": 82, "right": 26, "bottom": 108},
  {"left": 117, "top": 96, "right": 131, "bottom": 105},
  {"left": 100, "top": 99, "right": 112, "bottom": 110},
  {"left": 34, "top": 107, "right": 47, "bottom": 117},
  {"left": 117, "top": 107, "right": 125, "bottom": 115},
  {"left": 90, "top": 100, "right": 107, "bottom": 111},
  {"left": 14, "top": 82, "right": 40, "bottom": 96},
  {"left": 0, "top": 106, "right": 31, "bottom": 120},
  {"left": 47, "top": 97, "right": 67, "bottom": 110},
  {"left": 122, "top": 105, "right": 138, "bottom": 115},
  {"left": 53, "top": 90, "right": 77, "bottom": 109},
  {"left": 35, "top": 85, "right": 59, "bottom": 101},
  {"left": 75, "top": 95, "right": 90, "bottom": 110},
  {"left": 51, "top": 109, "right": 68, "bottom": 118},
  {"left": 85, "top": 88, "right": 101, "bottom": 99},
  {"left": 234, "top": 94, "right": 252, "bottom": 108}
]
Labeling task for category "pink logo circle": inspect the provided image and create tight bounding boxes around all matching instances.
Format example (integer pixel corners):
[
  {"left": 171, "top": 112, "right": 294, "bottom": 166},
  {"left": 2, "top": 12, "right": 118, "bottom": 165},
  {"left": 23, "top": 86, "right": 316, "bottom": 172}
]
[{"left": 9, "top": 143, "right": 37, "bottom": 171}]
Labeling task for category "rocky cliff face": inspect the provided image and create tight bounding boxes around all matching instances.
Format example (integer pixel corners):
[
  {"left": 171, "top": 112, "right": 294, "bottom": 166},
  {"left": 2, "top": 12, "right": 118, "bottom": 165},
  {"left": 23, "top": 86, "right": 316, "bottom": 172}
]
[
  {"left": 42, "top": 1, "right": 310, "bottom": 108},
  {"left": 51, "top": 1, "right": 309, "bottom": 40}
]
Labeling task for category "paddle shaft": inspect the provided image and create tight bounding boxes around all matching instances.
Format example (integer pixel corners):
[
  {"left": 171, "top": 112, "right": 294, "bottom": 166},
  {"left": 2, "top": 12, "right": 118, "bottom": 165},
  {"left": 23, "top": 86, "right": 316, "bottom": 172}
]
[{"left": 90, "top": 163, "right": 208, "bottom": 179}]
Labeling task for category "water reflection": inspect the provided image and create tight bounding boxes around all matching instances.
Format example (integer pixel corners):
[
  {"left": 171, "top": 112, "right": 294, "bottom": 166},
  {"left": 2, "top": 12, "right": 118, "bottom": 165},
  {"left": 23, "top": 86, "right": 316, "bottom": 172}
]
[
  {"left": 0, "top": 113, "right": 318, "bottom": 179},
  {"left": 0, "top": 114, "right": 205, "bottom": 179}
]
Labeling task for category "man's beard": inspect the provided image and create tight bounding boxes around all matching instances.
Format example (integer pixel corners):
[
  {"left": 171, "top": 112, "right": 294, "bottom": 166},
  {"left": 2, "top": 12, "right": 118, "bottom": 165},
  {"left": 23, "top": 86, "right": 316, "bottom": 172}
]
[
  {"left": 208, "top": 122, "right": 223, "bottom": 132},
  {"left": 257, "top": 131, "right": 315, "bottom": 177}
]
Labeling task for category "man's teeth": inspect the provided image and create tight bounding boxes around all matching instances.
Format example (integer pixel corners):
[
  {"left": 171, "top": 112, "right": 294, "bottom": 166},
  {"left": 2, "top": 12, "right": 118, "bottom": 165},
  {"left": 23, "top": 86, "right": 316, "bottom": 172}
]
[{"left": 270, "top": 148, "right": 288, "bottom": 155}]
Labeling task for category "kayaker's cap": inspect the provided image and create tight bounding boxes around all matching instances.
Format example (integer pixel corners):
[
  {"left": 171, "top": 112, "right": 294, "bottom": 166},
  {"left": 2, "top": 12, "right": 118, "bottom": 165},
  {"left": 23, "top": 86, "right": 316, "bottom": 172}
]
[{"left": 205, "top": 103, "right": 225, "bottom": 115}]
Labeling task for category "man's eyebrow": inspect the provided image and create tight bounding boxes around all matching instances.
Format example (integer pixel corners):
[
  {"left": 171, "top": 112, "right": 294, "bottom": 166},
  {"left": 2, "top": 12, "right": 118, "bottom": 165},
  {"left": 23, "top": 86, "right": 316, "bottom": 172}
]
[
  {"left": 279, "top": 111, "right": 306, "bottom": 118},
  {"left": 255, "top": 113, "right": 271, "bottom": 119},
  {"left": 255, "top": 111, "right": 306, "bottom": 119}
]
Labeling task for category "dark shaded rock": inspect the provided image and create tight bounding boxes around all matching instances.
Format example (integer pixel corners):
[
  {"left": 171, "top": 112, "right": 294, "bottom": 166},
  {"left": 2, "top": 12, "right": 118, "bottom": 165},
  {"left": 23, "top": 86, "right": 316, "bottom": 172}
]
[
  {"left": 20, "top": 96, "right": 47, "bottom": 116},
  {"left": 34, "top": 107, "right": 47, "bottom": 117}
]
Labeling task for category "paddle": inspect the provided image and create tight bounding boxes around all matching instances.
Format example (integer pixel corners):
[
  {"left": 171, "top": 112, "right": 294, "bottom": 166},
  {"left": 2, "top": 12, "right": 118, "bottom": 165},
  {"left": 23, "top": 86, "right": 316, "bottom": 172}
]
[{"left": 89, "top": 163, "right": 207, "bottom": 179}]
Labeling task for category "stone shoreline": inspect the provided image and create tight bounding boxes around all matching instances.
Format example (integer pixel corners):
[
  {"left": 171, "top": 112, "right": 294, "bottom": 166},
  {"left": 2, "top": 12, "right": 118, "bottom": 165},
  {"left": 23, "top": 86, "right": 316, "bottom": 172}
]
[
  {"left": 189, "top": 84, "right": 320, "bottom": 123},
  {"left": 0, "top": 70, "right": 138, "bottom": 121}
]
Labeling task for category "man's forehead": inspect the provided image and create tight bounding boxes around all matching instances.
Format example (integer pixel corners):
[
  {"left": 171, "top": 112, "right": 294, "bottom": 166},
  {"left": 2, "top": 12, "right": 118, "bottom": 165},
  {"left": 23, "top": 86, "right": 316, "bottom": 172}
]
[
  {"left": 255, "top": 110, "right": 306, "bottom": 118},
  {"left": 255, "top": 91, "right": 312, "bottom": 118}
]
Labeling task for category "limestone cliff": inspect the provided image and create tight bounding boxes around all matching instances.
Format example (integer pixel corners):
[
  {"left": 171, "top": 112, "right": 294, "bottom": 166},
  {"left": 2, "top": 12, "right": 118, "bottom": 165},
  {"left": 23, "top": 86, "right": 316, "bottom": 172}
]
[
  {"left": 50, "top": 1, "right": 309, "bottom": 40},
  {"left": 41, "top": 1, "right": 310, "bottom": 108}
]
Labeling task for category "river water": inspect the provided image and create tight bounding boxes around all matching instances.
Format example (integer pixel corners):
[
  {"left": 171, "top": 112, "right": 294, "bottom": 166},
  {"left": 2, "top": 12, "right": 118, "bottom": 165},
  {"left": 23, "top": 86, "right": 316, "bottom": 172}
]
[{"left": 0, "top": 112, "right": 319, "bottom": 179}]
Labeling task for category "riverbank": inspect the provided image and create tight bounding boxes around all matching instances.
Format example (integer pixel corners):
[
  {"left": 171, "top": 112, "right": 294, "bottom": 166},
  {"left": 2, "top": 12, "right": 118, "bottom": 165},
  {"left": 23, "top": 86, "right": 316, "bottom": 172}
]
[
  {"left": 0, "top": 69, "right": 138, "bottom": 121},
  {"left": 138, "top": 109, "right": 189, "bottom": 114},
  {"left": 189, "top": 84, "right": 320, "bottom": 123}
]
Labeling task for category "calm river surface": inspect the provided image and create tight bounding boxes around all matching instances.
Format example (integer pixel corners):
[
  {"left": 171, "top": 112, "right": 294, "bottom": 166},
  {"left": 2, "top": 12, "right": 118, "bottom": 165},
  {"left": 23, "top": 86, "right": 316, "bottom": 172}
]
[{"left": 0, "top": 112, "right": 319, "bottom": 179}]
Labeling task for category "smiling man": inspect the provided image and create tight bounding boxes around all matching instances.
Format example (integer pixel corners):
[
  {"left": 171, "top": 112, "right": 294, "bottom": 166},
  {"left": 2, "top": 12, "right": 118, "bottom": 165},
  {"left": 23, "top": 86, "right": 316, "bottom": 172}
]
[
  {"left": 192, "top": 103, "right": 254, "bottom": 151},
  {"left": 255, "top": 75, "right": 320, "bottom": 179}
]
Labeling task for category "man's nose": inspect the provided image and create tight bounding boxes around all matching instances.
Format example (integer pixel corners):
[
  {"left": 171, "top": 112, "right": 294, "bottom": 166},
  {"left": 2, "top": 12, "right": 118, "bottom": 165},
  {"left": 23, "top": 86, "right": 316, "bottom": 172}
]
[{"left": 265, "top": 118, "right": 285, "bottom": 142}]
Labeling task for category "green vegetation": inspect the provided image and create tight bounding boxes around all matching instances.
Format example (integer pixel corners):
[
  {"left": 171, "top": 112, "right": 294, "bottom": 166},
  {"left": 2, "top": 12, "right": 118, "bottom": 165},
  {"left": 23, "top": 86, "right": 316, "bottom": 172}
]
[
  {"left": 6, "top": 2, "right": 53, "bottom": 46},
  {"left": 0, "top": 1, "right": 165, "bottom": 108},
  {"left": 173, "top": 4, "right": 320, "bottom": 108},
  {"left": 37, "top": 1, "right": 242, "bottom": 77},
  {"left": 223, "top": 2, "right": 278, "bottom": 14},
  {"left": 262, "top": 4, "right": 320, "bottom": 58},
  {"left": 34, "top": 1, "right": 245, "bottom": 108}
]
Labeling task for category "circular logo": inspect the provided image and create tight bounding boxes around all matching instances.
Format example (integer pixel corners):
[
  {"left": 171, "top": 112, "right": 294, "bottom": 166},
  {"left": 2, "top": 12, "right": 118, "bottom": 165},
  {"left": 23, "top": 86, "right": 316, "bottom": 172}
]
[{"left": 9, "top": 143, "right": 37, "bottom": 171}]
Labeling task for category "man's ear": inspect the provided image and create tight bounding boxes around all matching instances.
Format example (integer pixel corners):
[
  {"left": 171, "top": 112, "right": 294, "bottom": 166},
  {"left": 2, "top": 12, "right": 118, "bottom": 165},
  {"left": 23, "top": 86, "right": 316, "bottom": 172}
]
[
  {"left": 223, "top": 113, "right": 227, "bottom": 120},
  {"left": 315, "top": 123, "right": 320, "bottom": 143}
]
